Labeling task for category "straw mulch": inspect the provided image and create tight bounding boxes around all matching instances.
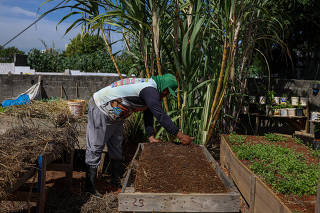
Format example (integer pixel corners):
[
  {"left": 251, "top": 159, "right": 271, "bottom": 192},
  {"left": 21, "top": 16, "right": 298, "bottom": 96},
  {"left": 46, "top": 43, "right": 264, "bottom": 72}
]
[
  {"left": 0, "top": 125, "right": 79, "bottom": 199},
  {"left": 2, "top": 99, "right": 88, "bottom": 126}
]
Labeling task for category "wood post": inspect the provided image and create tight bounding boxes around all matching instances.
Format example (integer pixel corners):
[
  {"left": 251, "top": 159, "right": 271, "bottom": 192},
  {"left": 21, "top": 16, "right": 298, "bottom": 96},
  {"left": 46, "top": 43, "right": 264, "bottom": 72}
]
[
  {"left": 37, "top": 155, "right": 47, "bottom": 213},
  {"left": 66, "top": 150, "right": 74, "bottom": 192},
  {"left": 249, "top": 175, "right": 256, "bottom": 213},
  {"left": 75, "top": 82, "right": 78, "bottom": 98}
]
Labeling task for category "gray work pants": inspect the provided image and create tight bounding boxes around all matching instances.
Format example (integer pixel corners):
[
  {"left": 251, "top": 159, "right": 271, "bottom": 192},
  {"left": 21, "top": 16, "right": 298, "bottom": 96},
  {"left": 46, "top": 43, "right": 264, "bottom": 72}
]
[{"left": 85, "top": 98, "right": 124, "bottom": 168}]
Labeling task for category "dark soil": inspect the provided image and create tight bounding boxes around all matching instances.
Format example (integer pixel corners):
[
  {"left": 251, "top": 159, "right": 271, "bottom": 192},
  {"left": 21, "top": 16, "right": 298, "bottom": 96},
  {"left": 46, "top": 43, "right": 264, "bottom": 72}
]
[
  {"left": 226, "top": 134, "right": 320, "bottom": 213},
  {"left": 135, "top": 142, "right": 227, "bottom": 193}
]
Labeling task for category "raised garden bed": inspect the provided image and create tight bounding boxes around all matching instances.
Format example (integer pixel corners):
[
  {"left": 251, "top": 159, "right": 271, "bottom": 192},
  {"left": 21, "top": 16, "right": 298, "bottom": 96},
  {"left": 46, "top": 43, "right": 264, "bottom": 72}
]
[
  {"left": 220, "top": 134, "right": 320, "bottom": 213},
  {"left": 119, "top": 142, "right": 240, "bottom": 212}
]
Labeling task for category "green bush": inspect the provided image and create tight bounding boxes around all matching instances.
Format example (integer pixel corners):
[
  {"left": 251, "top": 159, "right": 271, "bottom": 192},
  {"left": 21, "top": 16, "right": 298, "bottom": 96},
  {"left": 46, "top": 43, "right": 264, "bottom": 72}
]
[{"left": 27, "top": 48, "right": 133, "bottom": 74}]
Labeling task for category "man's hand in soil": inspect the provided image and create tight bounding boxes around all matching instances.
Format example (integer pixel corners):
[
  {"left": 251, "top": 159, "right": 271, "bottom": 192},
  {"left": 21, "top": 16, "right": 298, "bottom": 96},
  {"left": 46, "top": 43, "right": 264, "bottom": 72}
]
[
  {"left": 176, "top": 131, "right": 194, "bottom": 145},
  {"left": 148, "top": 135, "right": 161, "bottom": 143}
]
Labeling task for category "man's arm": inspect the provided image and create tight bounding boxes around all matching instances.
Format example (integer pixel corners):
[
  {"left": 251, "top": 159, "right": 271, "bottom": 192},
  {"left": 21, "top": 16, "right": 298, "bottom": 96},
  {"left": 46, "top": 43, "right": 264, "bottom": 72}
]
[
  {"left": 143, "top": 109, "right": 161, "bottom": 143},
  {"left": 140, "top": 87, "right": 179, "bottom": 135},
  {"left": 140, "top": 87, "right": 193, "bottom": 144}
]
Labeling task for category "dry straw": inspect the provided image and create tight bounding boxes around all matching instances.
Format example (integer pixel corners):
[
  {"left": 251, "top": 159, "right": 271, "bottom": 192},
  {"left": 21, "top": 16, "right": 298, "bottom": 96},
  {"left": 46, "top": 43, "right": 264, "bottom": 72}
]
[{"left": 0, "top": 125, "right": 79, "bottom": 199}]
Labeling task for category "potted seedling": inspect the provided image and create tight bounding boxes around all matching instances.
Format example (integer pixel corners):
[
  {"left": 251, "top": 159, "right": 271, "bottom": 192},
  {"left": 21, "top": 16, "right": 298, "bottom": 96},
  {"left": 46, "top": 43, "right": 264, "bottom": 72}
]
[
  {"left": 280, "top": 104, "right": 288, "bottom": 117},
  {"left": 287, "top": 104, "right": 296, "bottom": 117},
  {"left": 272, "top": 105, "right": 281, "bottom": 116},
  {"left": 296, "top": 103, "right": 304, "bottom": 116}
]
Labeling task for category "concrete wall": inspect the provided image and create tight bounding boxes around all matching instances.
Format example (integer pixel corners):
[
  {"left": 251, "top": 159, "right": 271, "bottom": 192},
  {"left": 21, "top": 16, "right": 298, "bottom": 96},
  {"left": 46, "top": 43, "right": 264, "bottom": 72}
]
[
  {"left": 0, "top": 63, "right": 14, "bottom": 74},
  {"left": 0, "top": 74, "right": 119, "bottom": 102}
]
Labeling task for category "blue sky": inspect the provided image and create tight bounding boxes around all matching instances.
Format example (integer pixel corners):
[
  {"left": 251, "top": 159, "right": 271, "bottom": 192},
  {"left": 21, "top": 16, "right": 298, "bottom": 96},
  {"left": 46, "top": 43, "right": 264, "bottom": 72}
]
[{"left": 0, "top": 0, "right": 123, "bottom": 54}]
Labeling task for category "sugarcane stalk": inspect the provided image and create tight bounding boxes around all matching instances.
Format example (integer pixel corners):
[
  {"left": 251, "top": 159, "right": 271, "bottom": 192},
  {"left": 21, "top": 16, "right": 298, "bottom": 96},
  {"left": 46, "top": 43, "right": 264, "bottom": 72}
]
[{"left": 100, "top": 26, "right": 122, "bottom": 79}]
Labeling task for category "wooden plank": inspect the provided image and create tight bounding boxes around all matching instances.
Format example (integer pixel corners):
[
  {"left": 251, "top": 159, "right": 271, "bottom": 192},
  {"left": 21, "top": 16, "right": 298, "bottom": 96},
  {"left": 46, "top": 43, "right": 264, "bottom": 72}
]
[
  {"left": 220, "top": 135, "right": 292, "bottom": 213},
  {"left": 249, "top": 175, "right": 256, "bottom": 213},
  {"left": 119, "top": 193, "right": 240, "bottom": 212},
  {"left": 254, "top": 178, "right": 291, "bottom": 213},
  {"left": 201, "top": 146, "right": 239, "bottom": 193},
  {"left": 316, "top": 167, "right": 320, "bottom": 213},
  {"left": 10, "top": 168, "right": 35, "bottom": 193},
  {"left": 6, "top": 191, "right": 40, "bottom": 202},
  {"left": 47, "top": 163, "right": 72, "bottom": 172},
  {"left": 220, "top": 136, "right": 252, "bottom": 202},
  {"left": 121, "top": 143, "right": 143, "bottom": 193}
]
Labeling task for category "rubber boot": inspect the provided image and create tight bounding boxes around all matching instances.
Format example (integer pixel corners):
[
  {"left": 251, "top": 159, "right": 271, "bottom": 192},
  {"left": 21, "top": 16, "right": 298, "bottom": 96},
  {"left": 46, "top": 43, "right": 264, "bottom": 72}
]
[
  {"left": 85, "top": 166, "right": 103, "bottom": 198},
  {"left": 110, "top": 159, "right": 123, "bottom": 193}
]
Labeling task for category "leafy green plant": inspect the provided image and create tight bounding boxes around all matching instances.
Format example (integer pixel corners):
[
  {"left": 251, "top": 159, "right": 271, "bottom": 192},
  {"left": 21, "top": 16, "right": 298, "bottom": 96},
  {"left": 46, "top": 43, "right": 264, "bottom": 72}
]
[
  {"left": 264, "top": 133, "right": 289, "bottom": 142},
  {"left": 233, "top": 142, "right": 319, "bottom": 196},
  {"left": 312, "top": 150, "right": 320, "bottom": 159},
  {"left": 293, "top": 136, "right": 304, "bottom": 145},
  {"left": 228, "top": 133, "right": 246, "bottom": 144}
]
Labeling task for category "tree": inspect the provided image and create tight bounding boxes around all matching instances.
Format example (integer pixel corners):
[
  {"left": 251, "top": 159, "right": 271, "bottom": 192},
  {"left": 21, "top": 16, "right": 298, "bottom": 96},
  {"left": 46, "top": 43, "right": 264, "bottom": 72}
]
[
  {"left": 64, "top": 33, "right": 106, "bottom": 57},
  {"left": 0, "top": 47, "right": 25, "bottom": 63}
]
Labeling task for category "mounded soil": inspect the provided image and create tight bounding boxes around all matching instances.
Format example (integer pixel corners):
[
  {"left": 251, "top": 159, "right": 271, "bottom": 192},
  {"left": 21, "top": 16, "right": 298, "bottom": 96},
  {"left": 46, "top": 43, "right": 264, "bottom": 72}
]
[
  {"left": 134, "top": 142, "right": 227, "bottom": 193},
  {"left": 226, "top": 135, "right": 320, "bottom": 213}
]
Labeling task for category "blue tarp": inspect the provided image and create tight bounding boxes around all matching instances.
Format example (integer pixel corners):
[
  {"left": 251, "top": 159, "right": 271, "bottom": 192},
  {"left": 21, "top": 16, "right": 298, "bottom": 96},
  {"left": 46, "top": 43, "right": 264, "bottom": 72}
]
[{"left": 1, "top": 94, "right": 30, "bottom": 107}]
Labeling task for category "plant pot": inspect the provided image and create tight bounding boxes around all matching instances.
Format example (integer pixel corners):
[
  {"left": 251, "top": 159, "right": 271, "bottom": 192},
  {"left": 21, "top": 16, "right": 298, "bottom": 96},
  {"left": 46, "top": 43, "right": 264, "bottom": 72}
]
[
  {"left": 296, "top": 108, "right": 304, "bottom": 116},
  {"left": 291, "top": 97, "right": 299, "bottom": 106},
  {"left": 287, "top": 108, "right": 296, "bottom": 117},
  {"left": 312, "top": 139, "right": 320, "bottom": 150},
  {"left": 280, "top": 108, "right": 288, "bottom": 117},
  {"left": 280, "top": 97, "right": 287, "bottom": 105},
  {"left": 273, "top": 109, "right": 280, "bottom": 116},
  {"left": 259, "top": 96, "right": 266, "bottom": 105},
  {"left": 300, "top": 97, "right": 308, "bottom": 106},
  {"left": 273, "top": 97, "right": 280, "bottom": 105}
]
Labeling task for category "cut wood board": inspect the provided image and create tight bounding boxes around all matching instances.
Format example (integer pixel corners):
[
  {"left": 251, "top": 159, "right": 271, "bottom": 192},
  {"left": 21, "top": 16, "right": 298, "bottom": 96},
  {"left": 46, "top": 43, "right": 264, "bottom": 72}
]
[
  {"left": 119, "top": 143, "right": 240, "bottom": 212},
  {"left": 220, "top": 135, "right": 292, "bottom": 213}
]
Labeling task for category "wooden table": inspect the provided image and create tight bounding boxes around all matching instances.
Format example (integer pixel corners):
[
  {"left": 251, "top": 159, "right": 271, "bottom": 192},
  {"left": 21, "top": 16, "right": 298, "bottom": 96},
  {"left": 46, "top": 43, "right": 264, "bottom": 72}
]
[{"left": 254, "top": 114, "right": 308, "bottom": 135}]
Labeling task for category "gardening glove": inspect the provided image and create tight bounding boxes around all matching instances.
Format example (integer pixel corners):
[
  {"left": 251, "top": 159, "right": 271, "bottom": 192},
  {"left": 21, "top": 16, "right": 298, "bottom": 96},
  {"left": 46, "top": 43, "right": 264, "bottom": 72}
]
[
  {"left": 148, "top": 135, "right": 161, "bottom": 143},
  {"left": 177, "top": 131, "right": 194, "bottom": 145}
]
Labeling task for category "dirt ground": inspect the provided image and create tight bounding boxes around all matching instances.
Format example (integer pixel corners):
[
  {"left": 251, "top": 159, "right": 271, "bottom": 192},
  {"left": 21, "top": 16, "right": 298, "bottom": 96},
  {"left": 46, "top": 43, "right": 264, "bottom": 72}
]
[{"left": 0, "top": 171, "right": 118, "bottom": 213}]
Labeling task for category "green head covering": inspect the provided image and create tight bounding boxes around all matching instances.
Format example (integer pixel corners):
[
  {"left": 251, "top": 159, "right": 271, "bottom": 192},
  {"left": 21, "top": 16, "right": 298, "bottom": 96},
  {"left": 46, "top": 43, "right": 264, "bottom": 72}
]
[{"left": 151, "top": 74, "right": 177, "bottom": 97}]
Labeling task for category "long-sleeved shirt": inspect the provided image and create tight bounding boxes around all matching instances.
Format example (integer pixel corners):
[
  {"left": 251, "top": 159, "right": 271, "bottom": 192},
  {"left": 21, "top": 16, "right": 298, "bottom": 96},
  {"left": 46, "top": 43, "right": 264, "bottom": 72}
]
[{"left": 93, "top": 78, "right": 179, "bottom": 137}]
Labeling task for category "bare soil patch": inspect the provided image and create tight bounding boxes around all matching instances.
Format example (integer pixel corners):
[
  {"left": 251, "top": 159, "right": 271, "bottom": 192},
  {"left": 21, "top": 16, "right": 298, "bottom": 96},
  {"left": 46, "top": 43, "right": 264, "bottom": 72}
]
[{"left": 135, "top": 142, "right": 227, "bottom": 193}]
